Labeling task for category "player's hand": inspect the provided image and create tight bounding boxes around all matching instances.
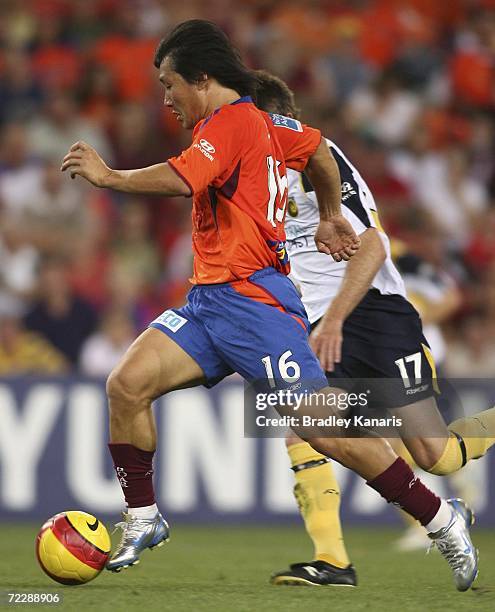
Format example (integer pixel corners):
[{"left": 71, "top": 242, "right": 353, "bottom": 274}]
[
  {"left": 315, "top": 215, "right": 361, "bottom": 262},
  {"left": 309, "top": 317, "right": 343, "bottom": 373},
  {"left": 61, "top": 141, "right": 111, "bottom": 187}
]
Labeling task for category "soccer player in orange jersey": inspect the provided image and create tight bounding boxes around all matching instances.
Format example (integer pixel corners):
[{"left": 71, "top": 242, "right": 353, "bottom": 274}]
[
  {"left": 62, "top": 19, "right": 359, "bottom": 571},
  {"left": 62, "top": 21, "right": 477, "bottom": 589}
]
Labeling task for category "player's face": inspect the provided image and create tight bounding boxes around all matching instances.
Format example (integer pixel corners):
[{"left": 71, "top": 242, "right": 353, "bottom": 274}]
[{"left": 159, "top": 56, "right": 206, "bottom": 130}]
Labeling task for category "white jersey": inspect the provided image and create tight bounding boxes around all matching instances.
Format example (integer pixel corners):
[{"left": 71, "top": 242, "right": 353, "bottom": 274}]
[{"left": 285, "top": 138, "right": 406, "bottom": 323}]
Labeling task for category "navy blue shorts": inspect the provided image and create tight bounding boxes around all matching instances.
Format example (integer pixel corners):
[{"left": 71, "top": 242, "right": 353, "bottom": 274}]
[
  {"left": 320, "top": 289, "right": 438, "bottom": 409},
  {"left": 150, "top": 267, "right": 328, "bottom": 392}
]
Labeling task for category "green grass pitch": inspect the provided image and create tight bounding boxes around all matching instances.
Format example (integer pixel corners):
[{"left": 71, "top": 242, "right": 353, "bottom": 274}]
[{"left": 0, "top": 524, "right": 494, "bottom": 611}]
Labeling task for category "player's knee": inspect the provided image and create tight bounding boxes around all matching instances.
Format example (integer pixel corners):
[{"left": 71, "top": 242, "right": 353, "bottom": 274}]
[
  {"left": 285, "top": 432, "right": 303, "bottom": 448},
  {"left": 106, "top": 362, "right": 156, "bottom": 408},
  {"left": 331, "top": 438, "right": 363, "bottom": 465},
  {"left": 409, "top": 440, "right": 443, "bottom": 472},
  {"left": 304, "top": 436, "right": 347, "bottom": 463},
  {"left": 106, "top": 367, "right": 135, "bottom": 407}
]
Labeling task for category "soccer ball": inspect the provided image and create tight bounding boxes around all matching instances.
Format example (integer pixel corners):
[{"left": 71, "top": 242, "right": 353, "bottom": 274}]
[{"left": 36, "top": 511, "right": 111, "bottom": 585}]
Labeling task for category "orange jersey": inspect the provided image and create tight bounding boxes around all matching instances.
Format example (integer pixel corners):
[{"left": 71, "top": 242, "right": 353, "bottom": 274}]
[{"left": 167, "top": 97, "right": 320, "bottom": 284}]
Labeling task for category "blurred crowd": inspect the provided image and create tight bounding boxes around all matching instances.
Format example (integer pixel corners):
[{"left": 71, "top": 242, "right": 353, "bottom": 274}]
[{"left": 0, "top": 0, "right": 494, "bottom": 377}]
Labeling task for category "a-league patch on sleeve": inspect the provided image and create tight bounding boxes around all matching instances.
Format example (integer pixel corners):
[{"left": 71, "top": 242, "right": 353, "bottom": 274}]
[{"left": 269, "top": 113, "right": 303, "bottom": 132}]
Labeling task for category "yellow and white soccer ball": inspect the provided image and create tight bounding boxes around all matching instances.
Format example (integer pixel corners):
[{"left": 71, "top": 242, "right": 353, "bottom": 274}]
[{"left": 36, "top": 511, "right": 111, "bottom": 585}]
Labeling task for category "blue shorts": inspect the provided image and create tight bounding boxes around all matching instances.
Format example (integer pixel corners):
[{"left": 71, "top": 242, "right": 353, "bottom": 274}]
[{"left": 150, "top": 267, "right": 327, "bottom": 392}]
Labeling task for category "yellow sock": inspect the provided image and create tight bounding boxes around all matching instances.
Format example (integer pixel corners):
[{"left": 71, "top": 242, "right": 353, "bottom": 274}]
[
  {"left": 449, "top": 407, "right": 495, "bottom": 459},
  {"left": 288, "top": 442, "right": 350, "bottom": 569},
  {"left": 430, "top": 434, "right": 465, "bottom": 475},
  {"left": 430, "top": 407, "right": 495, "bottom": 475}
]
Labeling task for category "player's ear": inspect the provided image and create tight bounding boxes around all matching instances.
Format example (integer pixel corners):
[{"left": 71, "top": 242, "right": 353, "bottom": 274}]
[{"left": 196, "top": 73, "right": 209, "bottom": 90}]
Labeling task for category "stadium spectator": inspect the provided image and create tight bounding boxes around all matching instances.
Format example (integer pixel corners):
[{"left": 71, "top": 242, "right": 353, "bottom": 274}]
[
  {"left": 67, "top": 233, "right": 111, "bottom": 311},
  {"left": 31, "top": 14, "right": 80, "bottom": 91},
  {"left": 15, "top": 157, "right": 92, "bottom": 256},
  {"left": 0, "top": 313, "right": 67, "bottom": 375},
  {"left": 27, "top": 92, "right": 112, "bottom": 162},
  {"left": 450, "top": 7, "right": 495, "bottom": 108},
  {"left": 0, "top": 218, "right": 39, "bottom": 317},
  {"left": 65, "top": 0, "right": 107, "bottom": 50},
  {"left": 90, "top": 4, "right": 158, "bottom": 101},
  {"left": 24, "top": 255, "right": 98, "bottom": 367},
  {"left": 464, "top": 206, "right": 495, "bottom": 273},
  {"left": 0, "top": 0, "right": 37, "bottom": 49},
  {"left": 0, "top": 48, "right": 44, "bottom": 124},
  {"left": 390, "top": 134, "right": 488, "bottom": 248},
  {"left": 311, "top": 26, "right": 372, "bottom": 106},
  {"left": 345, "top": 71, "right": 422, "bottom": 145},
  {"left": 110, "top": 102, "right": 168, "bottom": 170},
  {"left": 445, "top": 314, "right": 495, "bottom": 378},
  {"left": 109, "top": 199, "right": 161, "bottom": 292},
  {"left": 77, "top": 62, "right": 118, "bottom": 129},
  {"left": 79, "top": 306, "right": 135, "bottom": 377},
  {"left": 0, "top": 122, "right": 42, "bottom": 218}
]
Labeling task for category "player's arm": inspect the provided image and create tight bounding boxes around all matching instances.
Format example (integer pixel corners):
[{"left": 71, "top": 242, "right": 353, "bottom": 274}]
[
  {"left": 310, "top": 228, "right": 386, "bottom": 372},
  {"left": 305, "top": 139, "right": 342, "bottom": 221},
  {"left": 270, "top": 117, "right": 360, "bottom": 261},
  {"left": 305, "top": 139, "right": 360, "bottom": 262},
  {"left": 61, "top": 141, "right": 191, "bottom": 196}
]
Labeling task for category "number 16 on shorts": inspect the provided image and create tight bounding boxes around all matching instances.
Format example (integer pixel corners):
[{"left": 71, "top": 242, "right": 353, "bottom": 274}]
[{"left": 261, "top": 350, "right": 301, "bottom": 388}]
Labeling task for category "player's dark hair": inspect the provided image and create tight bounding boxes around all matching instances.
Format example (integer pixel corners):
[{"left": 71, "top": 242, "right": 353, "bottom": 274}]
[
  {"left": 154, "top": 20, "right": 257, "bottom": 98},
  {"left": 254, "top": 70, "right": 301, "bottom": 119}
]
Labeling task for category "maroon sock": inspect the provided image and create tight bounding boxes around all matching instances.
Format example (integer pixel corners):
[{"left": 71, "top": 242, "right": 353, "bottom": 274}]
[
  {"left": 367, "top": 457, "right": 440, "bottom": 526},
  {"left": 108, "top": 443, "right": 156, "bottom": 508}
]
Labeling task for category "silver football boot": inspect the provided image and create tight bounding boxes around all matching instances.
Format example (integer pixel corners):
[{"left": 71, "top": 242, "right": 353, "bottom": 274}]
[
  {"left": 106, "top": 512, "right": 170, "bottom": 572},
  {"left": 428, "top": 498, "right": 478, "bottom": 591}
]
